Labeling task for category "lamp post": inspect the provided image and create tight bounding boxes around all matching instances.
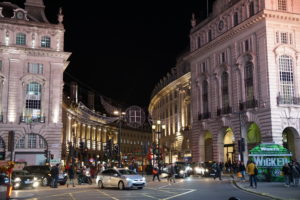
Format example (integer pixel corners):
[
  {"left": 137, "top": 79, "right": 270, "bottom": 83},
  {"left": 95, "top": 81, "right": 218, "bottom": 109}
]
[
  {"left": 152, "top": 120, "right": 166, "bottom": 167},
  {"left": 114, "top": 110, "right": 126, "bottom": 168}
]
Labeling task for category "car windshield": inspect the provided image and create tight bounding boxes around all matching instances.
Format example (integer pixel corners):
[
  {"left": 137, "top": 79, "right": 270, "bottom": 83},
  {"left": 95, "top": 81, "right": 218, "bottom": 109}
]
[
  {"left": 118, "top": 169, "right": 136, "bottom": 175},
  {"left": 13, "top": 171, "right": 30, "bottom": 176}
]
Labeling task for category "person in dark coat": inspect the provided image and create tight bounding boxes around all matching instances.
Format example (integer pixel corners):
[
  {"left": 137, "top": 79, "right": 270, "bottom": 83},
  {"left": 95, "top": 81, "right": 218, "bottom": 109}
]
[
  {"left": 152, "top": 166, "right": 160, "bottom": 182},
  {"left": 50, "top": 164, "right": 59, "bottom": 188},
  {"left": 67, "top": 165, "right": 75, "bottom": 187},
  {"left": 213, "top": 162, "right": 222, "bottom": 180},
  {"left": 282, "top": 163, "right": 291, "bottom": 187},
  {"left": 168, "top": 163, "right": 176, "bottom": 184}
]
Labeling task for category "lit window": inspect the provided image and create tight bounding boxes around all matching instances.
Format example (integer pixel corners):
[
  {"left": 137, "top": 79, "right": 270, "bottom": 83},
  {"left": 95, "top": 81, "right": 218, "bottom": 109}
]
[
  {"left": 16, "top": 136, "right": 25, "bottom": 149},
  {"left": 16, "top": 33, "right": 26, "bottom": 45},
  {"left": 28, "top": 63, "right": 43, "bottom": 74},
  {"left": 281, "top": 33, "right": 288, "bottom": 44},
  {"left": 278, "top": 0, "right": 287, "bottom": 11},
  {"left": 41, "top": 36, "right": 51, "bottom": 48},
  {"left": 28, "top": 134, "right": 37, "bottom": 148},
  {"left": 23, "top": 82, "right": 42, "bottom": 122},
  {"left": 279, "top": 55, "right": 294, "bottom": 103}
]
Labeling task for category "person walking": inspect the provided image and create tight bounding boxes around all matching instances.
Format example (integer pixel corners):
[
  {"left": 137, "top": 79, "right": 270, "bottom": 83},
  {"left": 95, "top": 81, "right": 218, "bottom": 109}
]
[
  {"left": 152, "top": 166, "right": 160, "bottom": 182},
  {"left": 246, "top": 160, "right": 257, "bottom": 188},
  {"left": 50, "top": 164, "right": 59, "bottom": 188},
  {"left": 168, "top": 163, "right": 176, "bottom": 184},
  {"left": 282, "top": 163, "right": 291, "bottom": 187},
  {"left": 213, "top": 162, "right": 222, "bottom": 180},
  {"left": 67, "top": 165, "right": 75, "bottom": 187},
  {"left": 291, "top": 161, "right": 300, "bottom": 186},
  {"left": 238, "top": 162, "right": 246, "bottom": 181}
]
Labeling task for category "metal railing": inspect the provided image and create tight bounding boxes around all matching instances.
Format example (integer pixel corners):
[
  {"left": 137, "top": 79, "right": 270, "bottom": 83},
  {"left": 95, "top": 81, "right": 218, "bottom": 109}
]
[
  {"left": 198, "top": 112, "right": 211, "bottom": 120},
  {"left": 277, "top": 95, "right": 300, "bottom": 105},
  {"left": 217, "top": 106, "right": 232, "bottom": 116},
  {"left": 20, "top": 116, "right": 46, "bottom": 123}
]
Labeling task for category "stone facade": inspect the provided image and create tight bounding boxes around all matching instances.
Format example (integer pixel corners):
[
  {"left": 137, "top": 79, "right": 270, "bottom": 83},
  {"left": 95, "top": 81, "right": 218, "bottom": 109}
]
[
  {"left": 149, "top": 54, "right": 192, "bottom": 163},
  {"left": 0, "top": 1, "right": 70, "bottom": 165},
  {"left": 187, "top": 0, "right": 300, "bottom": 163}
]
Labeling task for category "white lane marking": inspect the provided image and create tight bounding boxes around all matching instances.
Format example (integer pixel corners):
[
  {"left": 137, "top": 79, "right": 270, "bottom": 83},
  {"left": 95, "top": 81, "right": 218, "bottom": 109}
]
[
  {"left": 160, "top": 189, "right": 196, "bottom": 200},
  {"left": 96, "top": 189, "right": 120, "bottom": 200}
]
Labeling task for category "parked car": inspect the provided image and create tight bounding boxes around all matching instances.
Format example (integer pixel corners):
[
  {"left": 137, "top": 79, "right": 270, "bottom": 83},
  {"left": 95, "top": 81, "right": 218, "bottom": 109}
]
[
  {"left": 193, "top": 162, "right": 216, "bottom": 177},
  {"left": 23, "top": 165, "right": 67, "bottom": 186},
  {"left": 96, "top": 168, "right": 146, "bottom": 190},
  {"left": 12, "top": 170, "right": 40, "bottom": 189}
]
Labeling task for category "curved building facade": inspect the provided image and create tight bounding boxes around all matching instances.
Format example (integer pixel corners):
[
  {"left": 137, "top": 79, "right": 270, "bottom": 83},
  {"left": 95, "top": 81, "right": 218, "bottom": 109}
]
[
  {"left": 149, "top": 55, "right": 192, "bottom": 163},
  {"left": 187, "top": 0, "right": 300, "bottom": 163}
]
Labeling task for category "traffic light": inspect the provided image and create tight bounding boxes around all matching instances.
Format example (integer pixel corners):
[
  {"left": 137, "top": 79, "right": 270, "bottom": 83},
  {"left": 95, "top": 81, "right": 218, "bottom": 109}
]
[{"left": 44, "top": 149, "right": 48, "bottom": 158}]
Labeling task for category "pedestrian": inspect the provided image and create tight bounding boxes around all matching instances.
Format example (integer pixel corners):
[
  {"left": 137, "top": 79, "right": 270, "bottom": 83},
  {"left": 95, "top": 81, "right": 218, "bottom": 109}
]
[
  {"left": 50, "top": 164, "right": 59, "bottom": 188},
  {"left": 67, "top": 165, "right": 75, "bottom": 187},
  {"left": 246, "top": 160, "right": 257, "bottom": 188},
  {"left": 291, "top": 161, "right": 300, "bottom": 186},
  {"left": 168, "top": 163, "right": 176, "bottom": 184},
  {"left": 238, "top": 162, "right": 246, "bottom": 181},
  {"left": 152, "top": 166, "right": 160, "bottom": 182},
  {"left": 282, "top": 163, "right": 291, "bottom": 187},
  {"left": 212, "top": 162, "right": 222, "bottom": 180}
]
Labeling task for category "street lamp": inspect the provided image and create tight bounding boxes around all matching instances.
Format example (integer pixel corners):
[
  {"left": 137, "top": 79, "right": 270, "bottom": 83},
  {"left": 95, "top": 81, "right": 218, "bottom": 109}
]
[
  {"left": 152, "top": 120, "right": 166, "bottom": 166},
  {"left": 114, "top": 110, "right": 126, "bottom": 167}
]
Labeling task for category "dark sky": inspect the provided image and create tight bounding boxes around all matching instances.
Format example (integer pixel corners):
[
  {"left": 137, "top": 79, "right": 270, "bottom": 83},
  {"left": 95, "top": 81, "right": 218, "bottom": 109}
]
[{"left": 12, "top": 0, "right": 215, "bottom": 108}]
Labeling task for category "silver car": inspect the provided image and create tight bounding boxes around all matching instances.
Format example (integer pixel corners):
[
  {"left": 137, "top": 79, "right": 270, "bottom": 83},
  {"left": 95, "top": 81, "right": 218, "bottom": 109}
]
[{"left": 96, "top": 168, "right": 146, "bottom": 190}]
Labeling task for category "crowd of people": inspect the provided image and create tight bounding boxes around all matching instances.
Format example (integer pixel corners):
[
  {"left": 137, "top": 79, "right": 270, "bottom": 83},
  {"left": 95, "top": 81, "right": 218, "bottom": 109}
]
[{"left": 281, "top": 160, "right": 300, "bottom": 187}]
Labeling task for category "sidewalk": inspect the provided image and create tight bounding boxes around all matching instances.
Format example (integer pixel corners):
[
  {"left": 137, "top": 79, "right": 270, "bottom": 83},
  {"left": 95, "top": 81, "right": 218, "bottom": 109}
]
[{"left": 229, "top": 174, "right": 300, "bottom": 200}]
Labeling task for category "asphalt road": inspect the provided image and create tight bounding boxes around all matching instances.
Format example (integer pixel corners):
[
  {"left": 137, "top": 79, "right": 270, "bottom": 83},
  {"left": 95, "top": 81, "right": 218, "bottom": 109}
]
[{"left": 13, "top": 176, "right": 274, "bottom": 200}]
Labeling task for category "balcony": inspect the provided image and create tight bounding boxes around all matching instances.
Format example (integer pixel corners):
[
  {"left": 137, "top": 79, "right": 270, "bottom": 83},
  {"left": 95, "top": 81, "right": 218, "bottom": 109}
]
[
  {"left": 217, "top": 106, "right": 232, "bottom": 116},
  {"left": 198, "top": 112, "right": 211, "bottom": 120},
  {"left": 20, "top": 116, "right": 46, "bottom": 123},
  {"left": 239, "top": 99, "right": 258, "bottom": 111},
  {"left": 277, "top": 95, "right": 300, "bottom": 105}
]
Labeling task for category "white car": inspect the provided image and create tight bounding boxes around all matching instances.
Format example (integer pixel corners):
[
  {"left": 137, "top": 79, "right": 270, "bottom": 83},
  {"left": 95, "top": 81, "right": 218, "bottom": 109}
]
[{"left": 96, "top": 168, "right": 146, "bottom": 190}]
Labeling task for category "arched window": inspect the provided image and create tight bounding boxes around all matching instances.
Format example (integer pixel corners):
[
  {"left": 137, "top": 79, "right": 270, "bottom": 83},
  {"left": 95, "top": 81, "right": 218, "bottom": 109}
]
[
  {"left": 41, "top": 36, "right": 51, "bottom": 48},
  {"left": 279, "top": 55, "right": 294, "bottom": 103},
  {"left": 221, "top": 71, "right": 229, "bottom": 108},
  {"left": 23, "top": 82, "right": 42, "bottom": 122},
  {"left": 16, "top": 33, "right": 26, "bottom": 45},
  {"left": 16, "top": 134, "right": 47, "bottom": 149},
  {"left": 245, "top": 61, "right": 254, "bottom": 101},
  {"left": 202, "top": 80, "right": 209, "bottom": 114}
]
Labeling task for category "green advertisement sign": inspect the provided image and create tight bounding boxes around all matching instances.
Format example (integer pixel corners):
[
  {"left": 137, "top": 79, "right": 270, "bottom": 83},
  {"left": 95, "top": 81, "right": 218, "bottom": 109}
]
[{"left": 249, "top": 143, "right": 292, "bottom": 182}]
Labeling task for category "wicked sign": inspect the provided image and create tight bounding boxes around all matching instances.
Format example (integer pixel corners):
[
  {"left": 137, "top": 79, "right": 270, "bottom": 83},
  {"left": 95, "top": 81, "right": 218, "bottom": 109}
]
[{"left": 248, "top": 143, "right": 292, "bottom": 182}]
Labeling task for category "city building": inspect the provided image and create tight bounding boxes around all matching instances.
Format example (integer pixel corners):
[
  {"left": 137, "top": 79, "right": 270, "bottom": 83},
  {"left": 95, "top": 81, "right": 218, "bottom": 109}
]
[
  {"left": 62, "top": 82, "right": 152, "bottom": 168},
  {"left": 187, "top": 0, "right": 300, "bottom": 163},
  {"left": 149, "top": 53, "right": 192, "bottom": 163},
  {"left": 0, "top": 0, "right": 70, "bottom": 165}
]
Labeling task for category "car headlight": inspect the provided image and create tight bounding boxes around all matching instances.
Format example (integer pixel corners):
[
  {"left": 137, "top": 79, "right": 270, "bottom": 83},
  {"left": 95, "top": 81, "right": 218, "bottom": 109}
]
[
  {"left": 126, "top": 178, "right": 131, "bottom": 182},
  {"left": 33, "top": 177, "right": 38, "bottom": 181},
  {"left": 64, "top": 173, "right": 67, "bottom": 177},
  {"left": 179, "top": 170, "right": 184, "bottom": 174},
  {"left": 142, "top": 177, "right": 146, "bottom": 181},
  {"left": 14, "top": 177, "right": 21, "bottom": 182},
  {"left": 205, "top": 169, "right": 208, "bottom": 172}
]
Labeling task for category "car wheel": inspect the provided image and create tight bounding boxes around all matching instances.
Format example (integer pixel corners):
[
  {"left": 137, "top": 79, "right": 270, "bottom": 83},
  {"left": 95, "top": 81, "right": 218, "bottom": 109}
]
[
  {"left": 137, "top": 187, "right": 143, "bottom": 190},
  {"left": 118, "top": 181, "right": 125, "bottom": 190},
  {"left": 42, "top": 177, "right": 48, "bottom": 186},
  {"left": 98, "top": 180, "right": 104, "bottom": 189}
]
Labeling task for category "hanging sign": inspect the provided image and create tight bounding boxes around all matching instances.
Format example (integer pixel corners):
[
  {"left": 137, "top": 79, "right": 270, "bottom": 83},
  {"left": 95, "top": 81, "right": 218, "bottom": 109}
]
[{"left": 249, "top": 143, "right": 292, "bottom": 182}]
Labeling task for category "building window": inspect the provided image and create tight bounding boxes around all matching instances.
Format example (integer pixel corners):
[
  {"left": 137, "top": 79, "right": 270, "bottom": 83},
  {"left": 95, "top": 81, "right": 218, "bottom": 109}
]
[
  {"left": 16, "top": 33, "right": 26, "bottom": 45},
  {"left": 276, "top": 32, "right": 279, "bottom": 43},
  {"left": 0, "top": 60, "right": 2, "bottom": 72},
  {"left": 202, "top": 62, "right": 206, "bottom": 73},
  {"left": 279, "top": 55, "right": 294, "bottom": 100},
  {"left": 0, "top": 137, "right": 4, "bottom": 148},
  {"left": 197, "top": 36, "right": 201, "bottom": 48},
  {"left": 234, "top": 12, "right": 239, "bottom": 26},
  {"left": 278, "top": 0, "right": 287, "bottom": 11},
  {"left": 245, "top": 61, "right": 254, "bottom": 101},
  {"left": 41, "top": 36, "right": 51, "bottom": 48},
  {"left": 24, "top": 82, "right": 42, "bottom": 121},
  {"left": 28, "top": 63, "right": 43, "bottom": 74},
  {"left": 28, "top": 134, "right": 37, "bottom": 148},
  {"left": 281, "top": 33, "right": 288, "bottom": 44},
  {"left": 249, "top": 2, "right": 255, "bottom": 17},
  {"left": 202, "top": 80, "right": 209, "bottom": 113},
  {"left": 221, "top": 52, "right": 226, "bottom": 63},
  {"left": 245, "top": 40, "right": 249, "bottom": 52},
  {"left": 38, "top": 135, "right": 47, "bottom": 148},
  {"left": 16, "top": 136, "right": 25, "bottom": 149},
  {"left": 222, "top": 72, "right": 229, "bottom": 107}
]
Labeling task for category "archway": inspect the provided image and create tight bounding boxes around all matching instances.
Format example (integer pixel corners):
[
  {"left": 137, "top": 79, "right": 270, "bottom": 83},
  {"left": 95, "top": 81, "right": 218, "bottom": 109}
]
[
  {"left": 282, "top": 128, "right": 299, "bottom": 160},
  {"left": 224, "top": 128, "right": 235, "bottom": 163},
  {"left": 247, "top": 123, "right": 261, "bottom": 151},
  {"left": 204, "top": 131, "right": 213, "bottom": 162},
  {"left": 15, "top": 133, "right": 48, "bottom": 165}
]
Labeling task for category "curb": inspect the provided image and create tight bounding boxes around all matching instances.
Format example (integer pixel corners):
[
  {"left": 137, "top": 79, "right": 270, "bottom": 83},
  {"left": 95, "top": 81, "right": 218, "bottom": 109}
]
[{"left": 232, "top": 180, "right": 285, "bottom": 200}]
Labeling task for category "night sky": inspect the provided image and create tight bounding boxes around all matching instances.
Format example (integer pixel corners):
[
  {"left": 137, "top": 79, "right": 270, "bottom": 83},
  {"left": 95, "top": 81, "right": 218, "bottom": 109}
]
[{"left": 11, "top": 0, "right": 215, "bottom": 108}]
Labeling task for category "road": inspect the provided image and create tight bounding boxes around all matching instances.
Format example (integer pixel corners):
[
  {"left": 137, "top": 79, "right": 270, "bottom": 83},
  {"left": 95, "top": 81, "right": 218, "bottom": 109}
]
[{"left": 13, "top": 176, "right": 274, "bottom": 200}]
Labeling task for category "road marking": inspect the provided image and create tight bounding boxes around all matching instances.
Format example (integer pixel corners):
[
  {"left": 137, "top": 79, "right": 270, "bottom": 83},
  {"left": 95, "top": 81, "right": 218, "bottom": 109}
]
[
  {"left": 146, "top": 187, "right": 177, "bottom": 194},
  {"left": 142, "top": 193, "right": 159, "bottom": 199},
  {"left": 160, "top": 189, "right": 196, "bottom": 200},
  {"left": 34, "top": 189, "right": 92, "bottom": 199},
  {"left": 69, "top": 193, "right": 76, "bottom": 200},
  {"left": 96, "top": 189, "right": 119, "bottom": 200}
]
